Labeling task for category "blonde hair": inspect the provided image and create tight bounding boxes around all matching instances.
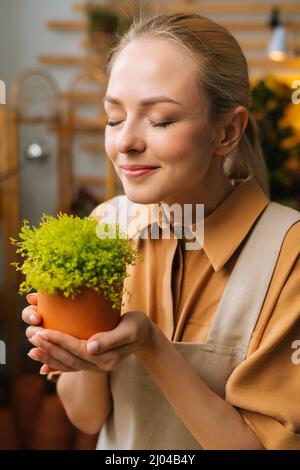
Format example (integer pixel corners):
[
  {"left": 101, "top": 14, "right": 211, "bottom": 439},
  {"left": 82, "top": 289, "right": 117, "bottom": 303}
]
[{"left": 105, "top": 13, "right": 270, "bottom": 196}]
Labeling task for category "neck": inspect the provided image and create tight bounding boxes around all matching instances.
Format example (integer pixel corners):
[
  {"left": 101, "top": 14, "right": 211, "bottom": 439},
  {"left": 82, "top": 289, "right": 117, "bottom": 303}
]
[{"left": 161, "top": 158, "right": 235, "bottom": 226}]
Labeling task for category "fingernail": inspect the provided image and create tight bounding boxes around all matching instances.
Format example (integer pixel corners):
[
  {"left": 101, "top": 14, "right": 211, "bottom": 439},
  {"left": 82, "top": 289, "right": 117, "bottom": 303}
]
[
  {"left": 30, "top": 335, "right": 40, "bottom": 347},
  {"left": 27, "top": 351, "right": 37, "bottom": 359},
  {"left": 36, "top": 331, "right": 48, "bottom": 341},
  {"left": 87, "top": 341, "right": 98, "bottom": 354},
  {"left": 39, "top": 369, "right": 48, "bottom": 375},
  {"left": 29, "top": 314, "right": 38, "bottom": 323},
  {"left": 26, "top": 293, "right": 36, "bottom": 301}
]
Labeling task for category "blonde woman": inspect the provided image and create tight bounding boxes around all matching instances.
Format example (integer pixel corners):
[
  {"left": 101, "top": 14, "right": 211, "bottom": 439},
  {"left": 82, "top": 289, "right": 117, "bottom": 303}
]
[{"left": 22, "top": 13, "right": 300, "bottom": 450}]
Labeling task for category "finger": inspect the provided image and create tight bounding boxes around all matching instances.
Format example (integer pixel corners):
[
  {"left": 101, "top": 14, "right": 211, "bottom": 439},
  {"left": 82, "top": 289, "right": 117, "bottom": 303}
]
[
  {"left": 27, "top": 347, "right": 78, "bottom": 373},
  {"left": 88, "top": 341, "right": 139, "bottom": 371},
  {"left": 22, "top": 305, "right": 41, "bottom": 325},
  {"left": 39, "top": 364, "right": 56, "bottom": 375},
  {"left": 35, "top": 329, "right": 89, "bottom": 361},
  {"left": 87, "top": 312, "right": 139, "bottom": 354},
  {"left": 25, "top": 326, "right": 44, "bottom": 339},
  {"left": 29, "top": 334, "right": 98, "bottom": 372},
  {"left": 26, "top": 293, "right": 38, "bottom": 305}
]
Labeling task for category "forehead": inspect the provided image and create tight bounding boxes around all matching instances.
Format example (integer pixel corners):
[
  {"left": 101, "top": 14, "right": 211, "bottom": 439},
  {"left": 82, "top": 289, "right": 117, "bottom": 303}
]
[{"left": 107, "top": 38, "right": 200, "bottom": 105}]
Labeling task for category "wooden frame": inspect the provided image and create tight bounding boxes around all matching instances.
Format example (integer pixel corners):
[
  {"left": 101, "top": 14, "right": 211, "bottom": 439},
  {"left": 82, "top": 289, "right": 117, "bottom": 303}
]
[
  {"left": 57, "top": 68, "right": 118, "bottom": 212},
  {"left": 0, "top": 68, "right": 61, "bottom": 377},
  {"left": 0, "top": 103, "right": 21, "bottom": 378}
]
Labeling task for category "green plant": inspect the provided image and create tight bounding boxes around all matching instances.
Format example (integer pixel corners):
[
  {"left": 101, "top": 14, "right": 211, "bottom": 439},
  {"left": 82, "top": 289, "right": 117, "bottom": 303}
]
[
  {"left": 251, "top": 75, "right": 300, "bottom": 209},
  {"left": 10, "top": 213, "right": 140, "bottom": 309},
  {"left": 87, "top": 9, "right": 120, "bottom": 34}
]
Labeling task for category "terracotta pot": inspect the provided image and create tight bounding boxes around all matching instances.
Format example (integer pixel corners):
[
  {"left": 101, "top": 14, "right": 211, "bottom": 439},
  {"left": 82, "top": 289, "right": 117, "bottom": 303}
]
[
  {"left": 37, "top": 287, "right": 120, "bottom": 339},
  {"left": 31, "top": 394, "right": 74, "bottom": 450}
]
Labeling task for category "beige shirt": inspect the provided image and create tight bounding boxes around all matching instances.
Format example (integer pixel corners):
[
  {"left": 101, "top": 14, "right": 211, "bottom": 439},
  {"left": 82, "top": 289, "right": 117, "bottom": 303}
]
[{"left": 92, "top": 176, "right": 300, "bottom": 450}]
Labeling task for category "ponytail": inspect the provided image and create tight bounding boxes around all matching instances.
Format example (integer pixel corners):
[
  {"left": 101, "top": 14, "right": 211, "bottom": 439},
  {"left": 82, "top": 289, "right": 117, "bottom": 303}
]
[{"left": 223, "top": 113, "right": 270, "bottom": 196}]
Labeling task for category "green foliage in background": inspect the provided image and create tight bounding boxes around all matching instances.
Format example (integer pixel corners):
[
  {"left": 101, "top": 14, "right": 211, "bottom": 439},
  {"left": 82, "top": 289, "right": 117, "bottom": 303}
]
[
  {"left": 10, "top": 213, "right": 140, "bottom": 309},
  {"left": 87, "top": 9, "right": 120, "bottom": 34},
  {"left": 251, "top": 75, "right": 300, "bottom": 209}
]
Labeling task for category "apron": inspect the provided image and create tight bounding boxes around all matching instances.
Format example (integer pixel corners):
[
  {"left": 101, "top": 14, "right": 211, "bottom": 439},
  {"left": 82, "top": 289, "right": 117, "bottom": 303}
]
[{"left": 96, "top": 201, "right": 300, "bottom": 450}]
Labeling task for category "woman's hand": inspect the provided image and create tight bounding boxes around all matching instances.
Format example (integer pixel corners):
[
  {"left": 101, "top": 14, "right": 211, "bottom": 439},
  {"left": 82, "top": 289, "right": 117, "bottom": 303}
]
[{"left": 22, "top": 293, "right": 155, "bottom": 375}]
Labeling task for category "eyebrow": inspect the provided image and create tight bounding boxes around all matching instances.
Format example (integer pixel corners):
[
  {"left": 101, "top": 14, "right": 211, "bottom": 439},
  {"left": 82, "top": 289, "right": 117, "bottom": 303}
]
[{"left": 103, "top": 95, "right": 182, "bottom": 106}]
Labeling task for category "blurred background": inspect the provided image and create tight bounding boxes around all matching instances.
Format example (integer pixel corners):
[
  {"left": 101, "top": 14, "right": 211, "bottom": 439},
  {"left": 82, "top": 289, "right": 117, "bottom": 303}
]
[{"left": 0, "top": 0, "right": 300, "bottom": 450}]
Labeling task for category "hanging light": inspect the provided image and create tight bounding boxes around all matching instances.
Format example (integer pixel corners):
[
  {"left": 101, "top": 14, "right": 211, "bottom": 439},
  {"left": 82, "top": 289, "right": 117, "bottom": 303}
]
[
  {"left": 267, "top": 7, "right": 288, "bottom": 61},
  {"left": 25, "top": 141, "right": 51, "bottom": 161}
]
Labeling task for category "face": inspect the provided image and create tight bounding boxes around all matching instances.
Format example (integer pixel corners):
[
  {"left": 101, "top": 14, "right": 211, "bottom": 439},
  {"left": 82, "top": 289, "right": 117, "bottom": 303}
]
[{"left": 104, "top": 38, "right": 215, "bottom": 205}]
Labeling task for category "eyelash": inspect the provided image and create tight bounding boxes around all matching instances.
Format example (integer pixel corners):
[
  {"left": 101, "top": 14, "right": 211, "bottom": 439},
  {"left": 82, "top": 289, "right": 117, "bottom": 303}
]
[{"left": 105, "top": 120, "right": 174, "bottom": 128}]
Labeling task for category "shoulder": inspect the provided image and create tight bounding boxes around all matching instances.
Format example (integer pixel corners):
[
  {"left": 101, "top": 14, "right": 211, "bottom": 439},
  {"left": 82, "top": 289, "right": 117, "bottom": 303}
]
[
  {"left": 90, "top": 195, "right": 152, "bottom": 238},
  {"left": 90, "top": 195, "right": 128, "bottom": 222},
  {"left": 278, "top": 207, "right": 300, "bottom": 266},
  {"left": 282, "top": 219, "right": 300, "bottom": 252},
  {"left": 262, "top": 202, "right": 300, "bottom": 267}
]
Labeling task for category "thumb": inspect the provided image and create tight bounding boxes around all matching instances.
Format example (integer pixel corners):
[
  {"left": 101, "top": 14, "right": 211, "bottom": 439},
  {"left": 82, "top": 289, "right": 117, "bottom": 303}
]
[{"left": 86, "top": 315, "right": 130, "bottom": 354}]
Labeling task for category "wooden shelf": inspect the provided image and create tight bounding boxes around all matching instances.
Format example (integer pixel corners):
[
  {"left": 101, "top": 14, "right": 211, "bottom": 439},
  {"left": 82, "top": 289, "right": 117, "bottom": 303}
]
[
  {"left": 222, "top": 22, "right": 300, "bottom": 32},
  {"left": 58, "top": 91, "right": 105, "bottom": 103},
  {"left": 250, "top": 57, "right": 300, "bottom": 69},
  {"left": 73, "top": 2, "right": 300, "bottom": 15},
  {"left": 39, "top": 52, "right": 300, "bottom": 70},
  {"left": 80, "top": 142, "right": 105, "bottom": 153},
  {"left": 46, "top": 18, "right": 300, "bottom": 33},
  {"left": 15, "top": 115, "right": 58, "bottom": 125},
  {"left": 74, "top": 116, "right": 105, "bottom": 126},
  {"left": 47, "top": 20, "right": 86, "bottom": 31},
  {"left": 74, "top": 175, "right": 106, "bottom": 186},
  {"left": 78, "top": 36, "right": 300, "bottom": 54},
  {"left": 238, "top": 38, "right": 300, "bottom": 51},
  {"left": 74, "top": 175, "right": 122, "bottom": 190},
  {"left": 39, "top": 53, "right": 106, "bottom": 67}
]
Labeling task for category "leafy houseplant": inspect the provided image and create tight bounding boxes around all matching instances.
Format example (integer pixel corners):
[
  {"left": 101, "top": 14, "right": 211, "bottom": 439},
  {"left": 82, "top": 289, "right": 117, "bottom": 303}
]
[
  {"left": 11, "top": 213, "right": 139, "bottom": 339},
  {"left": 251, "top": 75, "right": 300, "bottom": 210},
  {"left": 86, "top": 8, "right": 120, "bottom": 52}
]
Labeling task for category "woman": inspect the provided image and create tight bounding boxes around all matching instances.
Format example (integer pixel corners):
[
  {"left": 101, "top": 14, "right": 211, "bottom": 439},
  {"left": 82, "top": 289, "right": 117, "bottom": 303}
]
[{"left": 22, "top": 13, "right": 300, "bottom": 450}]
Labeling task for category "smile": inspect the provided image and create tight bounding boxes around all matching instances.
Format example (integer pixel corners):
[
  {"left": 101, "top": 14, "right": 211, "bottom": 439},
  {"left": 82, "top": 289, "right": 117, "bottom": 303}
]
[{"left": 121, "top": 167, "right": 160, "bottom": 179}]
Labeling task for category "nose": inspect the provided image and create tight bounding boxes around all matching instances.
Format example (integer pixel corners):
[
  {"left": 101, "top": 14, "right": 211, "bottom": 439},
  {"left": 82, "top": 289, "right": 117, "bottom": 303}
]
[{"left": 116, "top": 121, "right": 146, "bottom": 155}]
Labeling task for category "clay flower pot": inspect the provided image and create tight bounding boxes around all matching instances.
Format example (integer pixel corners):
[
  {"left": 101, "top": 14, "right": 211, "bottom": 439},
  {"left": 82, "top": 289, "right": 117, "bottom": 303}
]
[
  {"left": 11, "top": 213, "right": 140, "bottom": 340},
  {"left": 37, "top": 287, "right": 120, "bottom": 339}
]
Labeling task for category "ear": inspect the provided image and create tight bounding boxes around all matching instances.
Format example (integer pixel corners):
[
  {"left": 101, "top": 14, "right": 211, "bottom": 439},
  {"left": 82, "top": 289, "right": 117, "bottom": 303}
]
[{"left": 212, "top": 106, "right": 249, "bottom": 156}]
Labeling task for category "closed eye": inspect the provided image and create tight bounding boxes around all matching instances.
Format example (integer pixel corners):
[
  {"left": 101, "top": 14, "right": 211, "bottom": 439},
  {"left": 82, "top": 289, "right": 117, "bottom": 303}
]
[
  {"left": 151, "top": 120, "right": 174, "bottom": 128},
  {"left": 105, "top": 120, "right": 174, "bottom": 128},
  {"left": 106, "top": 120, "right": 121, "bottom": 127}
]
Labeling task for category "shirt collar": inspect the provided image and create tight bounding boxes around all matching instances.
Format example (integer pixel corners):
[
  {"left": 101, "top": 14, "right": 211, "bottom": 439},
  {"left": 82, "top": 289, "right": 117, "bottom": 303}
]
[
  {"left": 202, "top": 176, "right": 270, "bottom": 271},
  {"left": 126, "top": 176, "right": 270, "bottom": 272}
]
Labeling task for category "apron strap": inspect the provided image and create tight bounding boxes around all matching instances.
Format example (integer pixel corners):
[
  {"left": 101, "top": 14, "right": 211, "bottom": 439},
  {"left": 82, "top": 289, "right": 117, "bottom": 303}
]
[{"left": 206, "top": 201, "right": 300, "bottom": 357}]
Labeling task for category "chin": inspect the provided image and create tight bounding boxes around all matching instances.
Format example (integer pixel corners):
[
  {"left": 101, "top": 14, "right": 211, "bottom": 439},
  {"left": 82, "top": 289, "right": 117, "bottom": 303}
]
[{"left": 122, "top": 185, "right": 163, "bottom": 205}]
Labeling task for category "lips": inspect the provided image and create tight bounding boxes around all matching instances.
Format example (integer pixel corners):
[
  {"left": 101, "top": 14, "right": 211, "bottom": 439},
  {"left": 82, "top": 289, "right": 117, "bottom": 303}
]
[
  {"left": 120, "top": 165, "right": 159, "bottom": 170},
  {"left": 120, "top": 165, "right": 160, "bottom": 179}
]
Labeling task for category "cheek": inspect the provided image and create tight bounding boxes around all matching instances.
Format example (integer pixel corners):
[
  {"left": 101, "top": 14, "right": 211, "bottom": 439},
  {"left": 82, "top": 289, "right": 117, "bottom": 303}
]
[
  {"left": 156, "top": 127, "right": 210, "bottom": 165},
  {"left": 104, "top": 132, "right": 119, "bottom": 169}
]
